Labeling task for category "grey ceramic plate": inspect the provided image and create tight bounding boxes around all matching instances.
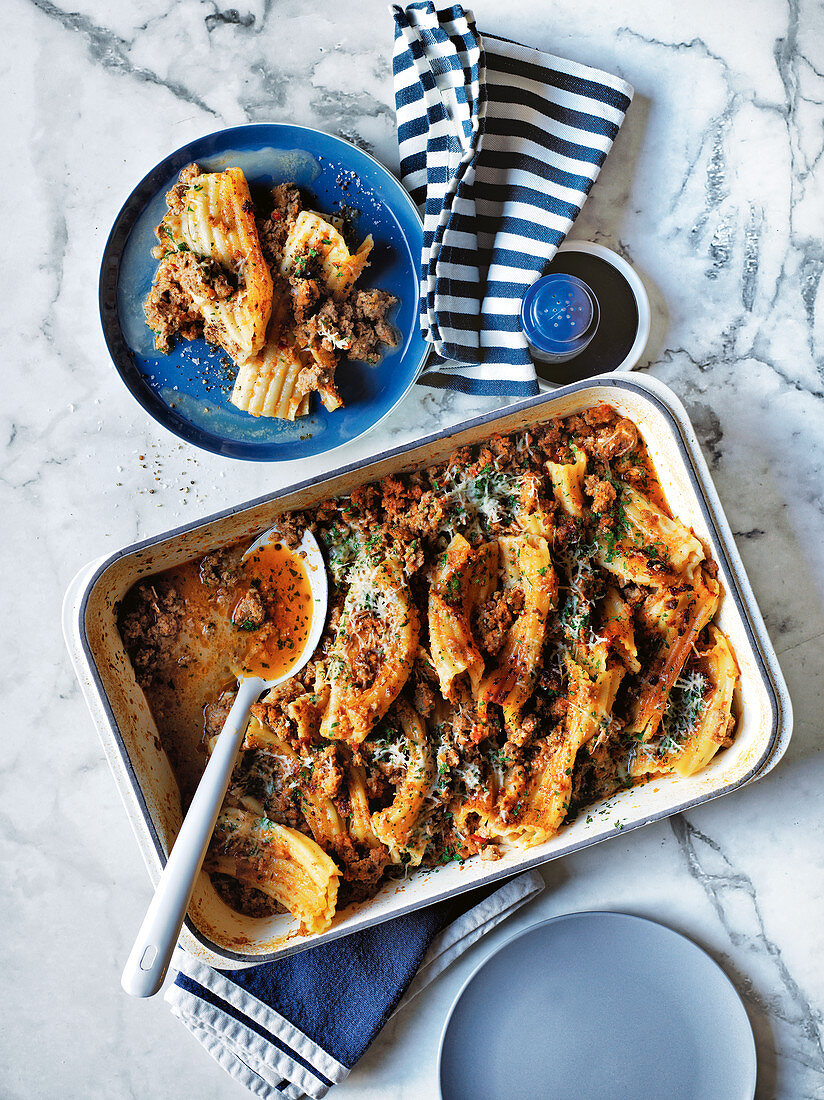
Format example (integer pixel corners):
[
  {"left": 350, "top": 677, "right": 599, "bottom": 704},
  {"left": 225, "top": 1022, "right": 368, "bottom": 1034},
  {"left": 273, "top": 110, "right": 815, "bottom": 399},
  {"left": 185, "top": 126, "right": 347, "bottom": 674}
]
[{"left": 439, "top": 911, "right": 757, "bottom": 1100}]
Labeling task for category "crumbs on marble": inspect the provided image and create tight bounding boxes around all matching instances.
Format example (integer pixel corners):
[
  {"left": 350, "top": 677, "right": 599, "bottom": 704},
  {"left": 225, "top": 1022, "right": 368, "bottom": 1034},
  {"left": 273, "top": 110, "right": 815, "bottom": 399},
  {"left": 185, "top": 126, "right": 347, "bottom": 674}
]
[{"left": 111, "top": 445, "right": 211, "bottom": 509}]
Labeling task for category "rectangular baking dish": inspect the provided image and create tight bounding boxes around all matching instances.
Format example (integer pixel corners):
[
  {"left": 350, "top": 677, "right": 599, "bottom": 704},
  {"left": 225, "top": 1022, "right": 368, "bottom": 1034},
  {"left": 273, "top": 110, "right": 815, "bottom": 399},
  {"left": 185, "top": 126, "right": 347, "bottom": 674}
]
[{"left": 63, "top": 374, "right": 792, "bottom": 968}]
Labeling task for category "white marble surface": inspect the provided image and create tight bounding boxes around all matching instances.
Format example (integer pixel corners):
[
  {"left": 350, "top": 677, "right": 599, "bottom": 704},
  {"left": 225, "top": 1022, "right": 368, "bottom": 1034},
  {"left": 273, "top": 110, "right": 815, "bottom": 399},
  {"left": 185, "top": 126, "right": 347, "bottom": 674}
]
[{"left": 3, "top": 0, "right": 823, "bottom": 1096}]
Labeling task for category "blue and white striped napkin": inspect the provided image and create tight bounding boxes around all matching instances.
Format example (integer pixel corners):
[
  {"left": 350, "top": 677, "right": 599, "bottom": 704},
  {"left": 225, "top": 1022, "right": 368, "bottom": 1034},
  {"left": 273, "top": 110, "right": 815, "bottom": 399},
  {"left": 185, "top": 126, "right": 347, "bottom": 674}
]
[
  {"left": 166, "top": 872, "right": 543, "bottom": 1099},
  {"left": 392, "top": 2, "right": 634, "bottom": 397}
]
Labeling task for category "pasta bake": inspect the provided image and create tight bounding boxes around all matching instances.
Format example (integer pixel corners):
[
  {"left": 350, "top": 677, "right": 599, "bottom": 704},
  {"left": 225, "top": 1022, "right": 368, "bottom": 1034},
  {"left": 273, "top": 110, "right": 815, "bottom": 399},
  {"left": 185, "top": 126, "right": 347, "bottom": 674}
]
[
  {"left": 119, "top": 405, "right": 739, "bottom": 935},
  {"left": 143, "top": 164, "right": 398, "bottom": 420}
]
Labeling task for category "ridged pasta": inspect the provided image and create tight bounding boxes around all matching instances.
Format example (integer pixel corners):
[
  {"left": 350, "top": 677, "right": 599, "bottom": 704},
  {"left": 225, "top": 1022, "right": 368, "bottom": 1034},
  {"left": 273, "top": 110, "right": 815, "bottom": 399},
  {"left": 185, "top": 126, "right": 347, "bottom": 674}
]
[
  {"left": 371, "top": 700, "right": 435, "bottom": 865},
  {"left": 595, "top": 486, "right": 705, "bottom": 588},
  {"left": 286, "top": 672, "right": 329, "bottom": 743},
  {"left": 516, "top": 472, "right": 556, "bottom": 539},
  {"left": 346, "top": 764, "right": 381, "bottom": 848},
  {"left": 281, "top": 211, "right": 373, "bottom": 300},
  {"left": 451, "top": 781, "right": 503, "bottom": 843},
  {"left": 429, "top": 535, "right": 498, "bottom": 701},
  {"left": 242, "top": 716, "right": 344, "bottom": 848},
  {"left": 670, "top": 626, "right": 738, "bottom": 776},
  {"left": 321, "top": 556, "right": 420, "bottom": 743},
  {"left": 230, "top": 335, "right": 308, "bottom": 420},
  {"left": 626, "top": 569, "right": 721, "bottom": 741},
  {"left": 631, "top": 626, "right": 739, "bottom": 779},
  {"left": 207, "top": 808, "right": 340, "bottom": 935},
  {"left": 515, "top": 655, "right": 624, "bottom": 845},
  {"left": 547, "top": 446, "right": 587, "bottom": 518},
  {"left": 476, "top": 535, "right": 557, "bottom": 735},
  {"left": 169, "top": 168, "right": 273, "bottom": 362},
  {"left": 601, "top": 586, "right": 640, "bottom": 674}
]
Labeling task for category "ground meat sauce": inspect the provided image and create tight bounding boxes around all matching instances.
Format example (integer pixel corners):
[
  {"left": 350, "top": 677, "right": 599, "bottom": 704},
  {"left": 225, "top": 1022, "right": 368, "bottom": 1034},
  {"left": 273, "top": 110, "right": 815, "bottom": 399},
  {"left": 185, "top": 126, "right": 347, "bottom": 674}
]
[
  {"left": 143, "top": 253, "right": 207, "bottom": 354},
  {"left": 304, "top": 289, "right": 398, "bottom": 366},
  {"left": 258, "top": 183, "right": 302, "bottom": 265},
  {"left": 119, "top": 406, "right": 738, "bottom": 921},
  {"left": 474, "top": 592, "right": 514, "bottom": 656}
]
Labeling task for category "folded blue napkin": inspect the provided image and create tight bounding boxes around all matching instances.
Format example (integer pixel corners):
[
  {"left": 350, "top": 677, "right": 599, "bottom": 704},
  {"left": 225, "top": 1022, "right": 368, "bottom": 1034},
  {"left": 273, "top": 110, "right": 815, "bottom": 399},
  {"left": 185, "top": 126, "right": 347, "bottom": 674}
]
[
  {"left": 167, "top": 871, "right": 543, "bottom": 1098},
  {"left": 392, "top": 2, "right": 634, "bottom": 397}
]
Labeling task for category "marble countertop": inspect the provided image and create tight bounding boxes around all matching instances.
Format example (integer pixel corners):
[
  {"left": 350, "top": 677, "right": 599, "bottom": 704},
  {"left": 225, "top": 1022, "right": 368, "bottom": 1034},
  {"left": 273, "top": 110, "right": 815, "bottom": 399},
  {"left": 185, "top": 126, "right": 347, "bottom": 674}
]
[{"left": 4, "top": 0, "right": 823, "bottom": 1096}]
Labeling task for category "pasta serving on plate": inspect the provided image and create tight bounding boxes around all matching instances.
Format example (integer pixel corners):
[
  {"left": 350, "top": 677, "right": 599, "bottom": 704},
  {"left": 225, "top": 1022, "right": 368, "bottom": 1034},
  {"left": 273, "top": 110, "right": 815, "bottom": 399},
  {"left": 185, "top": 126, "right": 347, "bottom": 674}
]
[
  {"left": 143, "top": 164, "right": 398, "bottom": 420},
  {"left": 119, "top": 405, "right": 739, "bottom": 935}
]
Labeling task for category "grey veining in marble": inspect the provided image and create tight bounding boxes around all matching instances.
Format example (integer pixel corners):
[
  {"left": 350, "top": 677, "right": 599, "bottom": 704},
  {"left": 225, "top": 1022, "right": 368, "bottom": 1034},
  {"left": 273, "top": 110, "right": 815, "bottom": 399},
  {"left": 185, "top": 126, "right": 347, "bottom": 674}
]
[{"left": 2, "top": 0, "right": 823, "bottom": 1097}]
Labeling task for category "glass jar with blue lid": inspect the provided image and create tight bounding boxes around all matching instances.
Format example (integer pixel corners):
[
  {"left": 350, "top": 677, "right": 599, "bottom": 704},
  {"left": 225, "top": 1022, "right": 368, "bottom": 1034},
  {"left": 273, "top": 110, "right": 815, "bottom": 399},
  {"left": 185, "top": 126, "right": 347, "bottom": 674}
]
[{"left": 520, "top": 272, "right": 600, "bottom": 363}]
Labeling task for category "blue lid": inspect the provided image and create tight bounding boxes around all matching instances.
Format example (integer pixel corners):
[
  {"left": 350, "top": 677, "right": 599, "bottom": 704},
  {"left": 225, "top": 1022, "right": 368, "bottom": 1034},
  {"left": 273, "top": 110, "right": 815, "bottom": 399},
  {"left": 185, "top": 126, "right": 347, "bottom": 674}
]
[{"left": 520, "top": 273, "right": 599, "bottom": 358}]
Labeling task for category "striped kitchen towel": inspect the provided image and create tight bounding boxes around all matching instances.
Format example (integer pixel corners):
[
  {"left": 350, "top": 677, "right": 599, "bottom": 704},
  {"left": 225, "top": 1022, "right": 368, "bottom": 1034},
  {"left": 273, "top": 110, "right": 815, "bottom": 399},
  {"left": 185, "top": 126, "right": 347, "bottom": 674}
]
[
  {"left": 392, "top": 2, "right": 634, "bottom": 397},
  {"left": 166, "top": 871, "right": 543, "bottom": 1099}
]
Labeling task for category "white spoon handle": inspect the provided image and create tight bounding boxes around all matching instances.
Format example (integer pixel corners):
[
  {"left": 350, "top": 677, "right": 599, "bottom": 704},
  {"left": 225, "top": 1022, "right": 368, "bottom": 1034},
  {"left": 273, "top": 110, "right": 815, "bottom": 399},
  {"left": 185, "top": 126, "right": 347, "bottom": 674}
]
[{"left": 121, "top": 677, "right": 263, "bottom": 998}]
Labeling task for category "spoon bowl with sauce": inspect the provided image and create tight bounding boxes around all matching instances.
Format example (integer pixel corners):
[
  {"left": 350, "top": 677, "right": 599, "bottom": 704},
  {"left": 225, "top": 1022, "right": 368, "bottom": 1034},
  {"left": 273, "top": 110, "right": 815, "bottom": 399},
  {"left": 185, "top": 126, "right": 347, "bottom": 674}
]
[{"left": 122, "top": 526, "right": 327, "bottom": 998}]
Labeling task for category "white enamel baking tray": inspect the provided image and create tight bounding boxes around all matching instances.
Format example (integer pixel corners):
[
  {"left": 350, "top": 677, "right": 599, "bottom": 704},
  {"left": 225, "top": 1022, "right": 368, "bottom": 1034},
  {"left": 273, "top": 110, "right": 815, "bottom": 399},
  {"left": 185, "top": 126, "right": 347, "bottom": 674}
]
[{"left": 63, "top": 374, "right": 792, "bottom": 969}]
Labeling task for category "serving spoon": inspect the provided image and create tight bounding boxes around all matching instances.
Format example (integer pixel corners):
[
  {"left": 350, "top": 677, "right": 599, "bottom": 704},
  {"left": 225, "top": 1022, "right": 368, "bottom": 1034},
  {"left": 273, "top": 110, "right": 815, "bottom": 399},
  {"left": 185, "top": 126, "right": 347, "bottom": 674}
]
[{"left": 121, "top": 526, "right": 328, "bottom": 998}]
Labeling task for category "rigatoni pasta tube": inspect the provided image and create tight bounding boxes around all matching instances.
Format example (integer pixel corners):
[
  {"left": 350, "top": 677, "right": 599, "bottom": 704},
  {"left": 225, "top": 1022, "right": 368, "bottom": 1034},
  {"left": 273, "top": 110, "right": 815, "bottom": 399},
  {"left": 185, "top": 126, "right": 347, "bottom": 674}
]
[
  {"left": 631, "top": 626, "right": 739, "bottom": 779},
  {"left": 547, "top": 446, "right": 587, "bottom": 518},
  {"left": 672, "top": 626, "right": 738, "bottom": 776},
  {"left": 595, "top": 485, "right": 705, "bottom": 589},
  {"left": 371, "top": 701, "right": 435, "bottom": 865},
  {"left": 626, "top": 569, "right": 720, "bottom": 741},
  {"left": 242, "top": 716, "right": 345, "bottom": 848},
  {"left": 281, "top": 211, "right": 373, "bottom": 301},
  {"left": 176, "top": 167, "right": 273, "bottom": 361},
  {"left": 514, "top": 655, "right": 624, "bottom": 844},
  {"left": 322, "top": 556, "right": 420, "bottom": 743},
  {"left": 208, "top": 808, "right": 340, "bottom": 935},
  {"left": 476, "top": 535, "right": 557, "bottom": 735},
  {"left": 429, "top": 535, "right": 498, "bottom": 701}
]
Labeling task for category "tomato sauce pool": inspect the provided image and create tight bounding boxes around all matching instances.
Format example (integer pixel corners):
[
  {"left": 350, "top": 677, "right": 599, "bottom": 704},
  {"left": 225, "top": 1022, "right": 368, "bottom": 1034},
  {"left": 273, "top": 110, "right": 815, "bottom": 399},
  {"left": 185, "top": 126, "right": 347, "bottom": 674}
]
[{"left": 237, "top": 542, "right": 313, "bottom": 679}]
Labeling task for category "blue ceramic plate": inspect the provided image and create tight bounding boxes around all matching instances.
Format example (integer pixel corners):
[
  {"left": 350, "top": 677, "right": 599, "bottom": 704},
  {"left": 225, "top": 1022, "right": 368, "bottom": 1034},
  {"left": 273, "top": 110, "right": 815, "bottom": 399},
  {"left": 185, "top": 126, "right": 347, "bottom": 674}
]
[
  {"left": 99, "top": 124, "right": 427, "bottom": 460},
  {"left": 439, "top": 912, "right": 757, "bottom": 1100}
]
